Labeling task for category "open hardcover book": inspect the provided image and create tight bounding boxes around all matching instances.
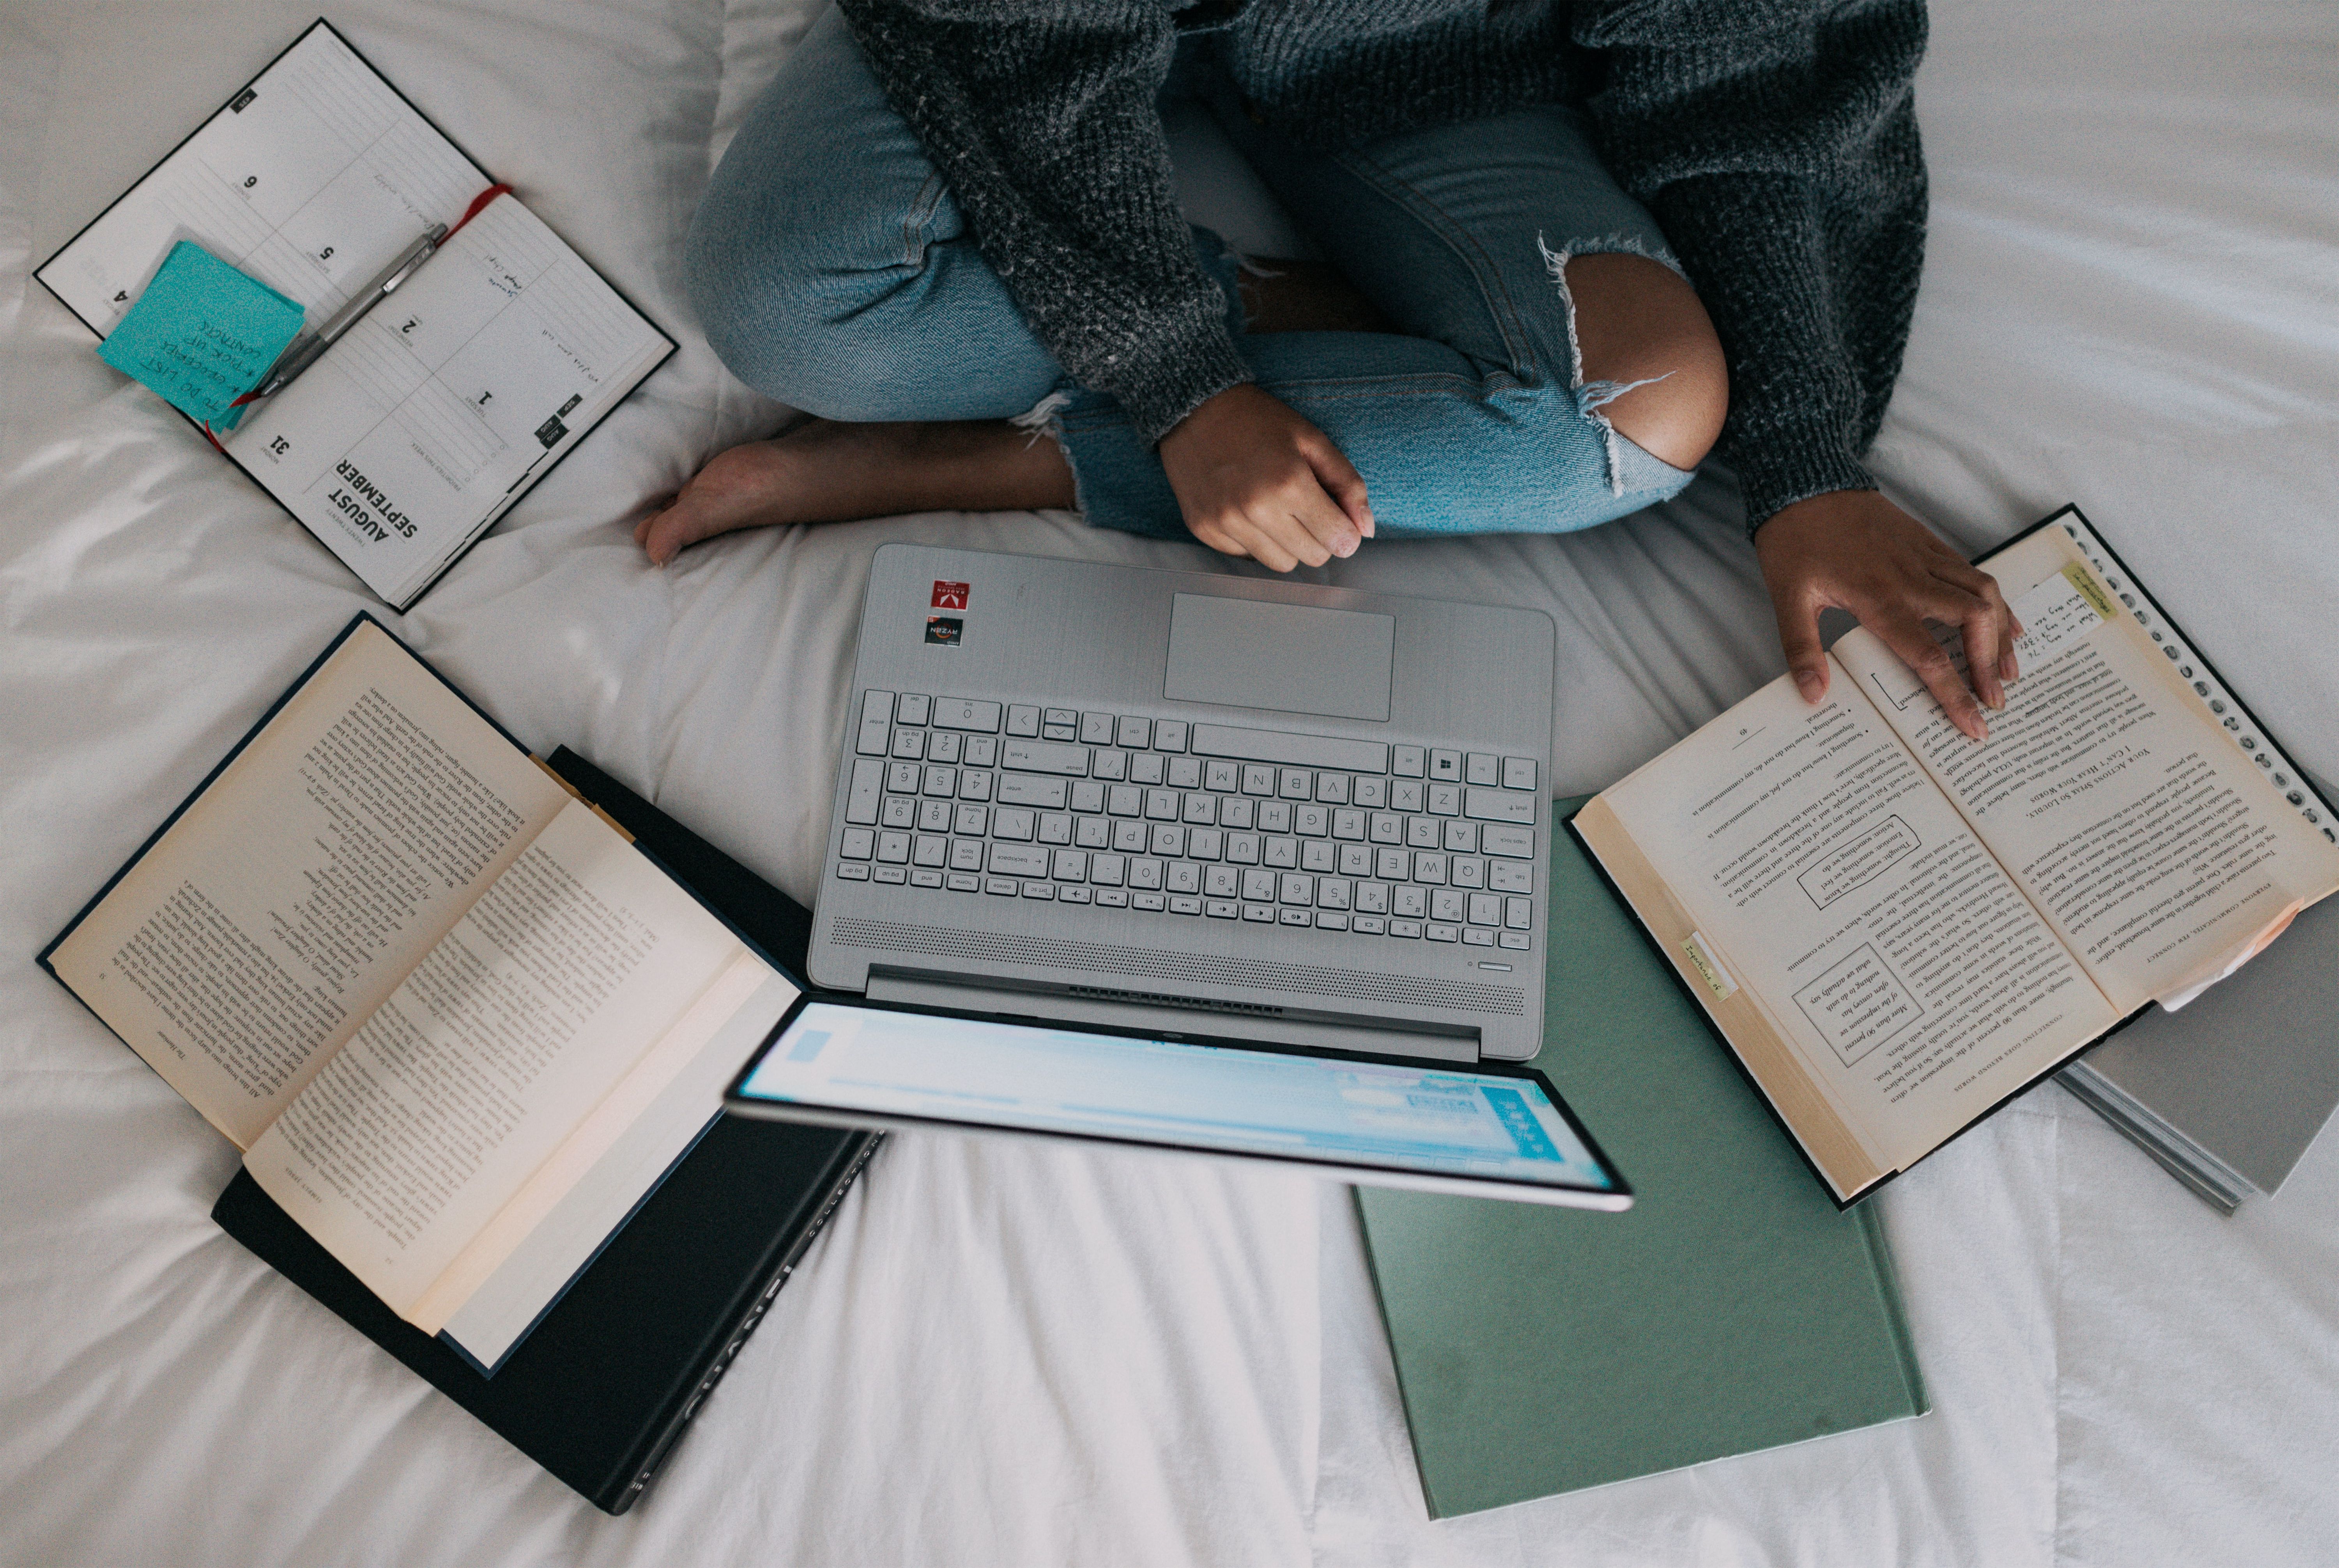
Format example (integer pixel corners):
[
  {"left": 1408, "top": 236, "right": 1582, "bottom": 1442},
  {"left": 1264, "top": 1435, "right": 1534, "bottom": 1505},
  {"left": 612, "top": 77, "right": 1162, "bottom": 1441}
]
[
  {"left": 34, "top": 20, "right": 674, "bottom": 610},
  {"left": 41, "top": 618, "right": 800, "bottom": 1372},
  {"left": 1575, "top": 507, "right": 2339, "bottom": 1205}
]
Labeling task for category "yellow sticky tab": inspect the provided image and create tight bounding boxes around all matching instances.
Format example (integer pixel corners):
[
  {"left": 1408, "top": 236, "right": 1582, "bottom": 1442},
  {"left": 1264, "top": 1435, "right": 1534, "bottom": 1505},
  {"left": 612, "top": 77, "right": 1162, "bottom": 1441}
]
[
  {"left": 1683, "top": 931, "right": 1738, "bottom": 1002},
  {"left": 2061, "top": 561, "right": 2116, "bottom": 621}
]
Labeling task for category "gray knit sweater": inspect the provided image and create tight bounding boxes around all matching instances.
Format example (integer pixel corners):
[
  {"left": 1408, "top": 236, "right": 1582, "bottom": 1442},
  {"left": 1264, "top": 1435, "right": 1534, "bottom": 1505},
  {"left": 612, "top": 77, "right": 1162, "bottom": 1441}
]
[{"left": 833, "top": 0, "right": 1927, "bottom": 529}]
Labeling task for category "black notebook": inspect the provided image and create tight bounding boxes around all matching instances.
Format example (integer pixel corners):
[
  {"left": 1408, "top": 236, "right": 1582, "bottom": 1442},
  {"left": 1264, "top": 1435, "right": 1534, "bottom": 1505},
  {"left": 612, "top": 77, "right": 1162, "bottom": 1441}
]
[
  {"left": 213, "top": 749, "right": 879, "bottom": 1514},
  {"left": 42, "top": 617, "right": 819, "bottom": 1373},
  {"left": 35, "top": 19, "right": 674, "bottom": 609},
  {"left": 36, "top": 610, "right": 876, "bottom": 1511}
]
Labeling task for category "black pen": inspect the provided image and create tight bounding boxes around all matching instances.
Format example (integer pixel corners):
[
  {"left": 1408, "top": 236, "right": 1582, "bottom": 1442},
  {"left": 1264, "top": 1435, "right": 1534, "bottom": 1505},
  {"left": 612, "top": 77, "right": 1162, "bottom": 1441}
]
[{"left": 250, "top": 223, "right": 448, "bottom": 401}]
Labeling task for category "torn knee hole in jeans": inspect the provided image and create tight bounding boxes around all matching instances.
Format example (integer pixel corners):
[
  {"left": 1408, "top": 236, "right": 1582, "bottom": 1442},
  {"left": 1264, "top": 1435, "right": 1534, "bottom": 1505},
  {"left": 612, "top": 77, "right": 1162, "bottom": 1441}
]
[
  {"left": 1538, "top": 232, "right": 1679, "bottom": 497},
  {"left": 1008, "top": 389, "right": 1074, "bottom": 449},
  {"left": 1012, "top": 389, "right": 1092, "bottom": 516}
]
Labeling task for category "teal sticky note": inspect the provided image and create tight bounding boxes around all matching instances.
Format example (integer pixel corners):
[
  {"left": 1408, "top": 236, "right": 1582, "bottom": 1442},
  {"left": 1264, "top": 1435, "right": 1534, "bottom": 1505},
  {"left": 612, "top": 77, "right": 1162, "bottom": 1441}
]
[{"left": 97, "top": 241, "right": 306, "bottom": 428}]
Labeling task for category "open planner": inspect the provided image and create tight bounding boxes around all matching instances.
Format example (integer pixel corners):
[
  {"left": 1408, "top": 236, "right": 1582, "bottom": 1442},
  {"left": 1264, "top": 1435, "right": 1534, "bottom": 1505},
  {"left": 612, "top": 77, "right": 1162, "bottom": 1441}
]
[
  {"left": 1575, "top": 507, "right": 2339, "bottom": 1205},
  {"left": 41, "top": 617, "right": 800, "bottom": 1373},
  {"left": 35, "top": 20, "right": 674, "bottom": 610}
]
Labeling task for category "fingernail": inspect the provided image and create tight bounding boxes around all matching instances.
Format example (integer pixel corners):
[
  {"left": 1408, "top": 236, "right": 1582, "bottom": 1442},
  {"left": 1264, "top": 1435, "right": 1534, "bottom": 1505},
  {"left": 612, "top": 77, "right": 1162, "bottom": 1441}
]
[
  {"left": 2000, "top": 652, "right": 2018, "bottom": 682},
  {"left": 1361, "top": 511, "right": 1377, "bottom": 538},
  {"left": 1794, "top": 671, "right": 1823, "bottom": 702},
  {"left": 1334, "top": 534, "right": 1358, "bottom": 558}
]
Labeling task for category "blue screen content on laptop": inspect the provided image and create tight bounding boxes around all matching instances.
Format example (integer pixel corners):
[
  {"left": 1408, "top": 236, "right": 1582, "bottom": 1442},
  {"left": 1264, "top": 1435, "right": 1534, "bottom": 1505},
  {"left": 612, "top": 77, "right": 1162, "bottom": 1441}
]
[{"left": 736, "top": 1003, "right": 1618, "bottom": 1193}]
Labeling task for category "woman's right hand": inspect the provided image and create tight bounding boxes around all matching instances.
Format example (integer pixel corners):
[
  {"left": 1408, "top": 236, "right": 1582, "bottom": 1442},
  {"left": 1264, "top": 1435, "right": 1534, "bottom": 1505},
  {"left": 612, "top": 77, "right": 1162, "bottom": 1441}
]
[{"left": 1157, "top": 384, "right": 1374, "bottom": 571}]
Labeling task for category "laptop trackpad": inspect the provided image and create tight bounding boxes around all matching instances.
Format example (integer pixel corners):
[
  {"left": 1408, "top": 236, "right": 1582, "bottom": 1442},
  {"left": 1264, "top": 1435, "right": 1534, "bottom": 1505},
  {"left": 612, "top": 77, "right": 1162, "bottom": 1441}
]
[{"left": 1164, "top": 594, "right": 1395, "bottom": 721}]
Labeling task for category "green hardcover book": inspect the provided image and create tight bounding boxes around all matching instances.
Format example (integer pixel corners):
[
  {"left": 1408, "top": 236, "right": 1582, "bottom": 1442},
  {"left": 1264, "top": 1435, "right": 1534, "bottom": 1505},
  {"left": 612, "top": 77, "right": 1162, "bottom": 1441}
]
[{"left": 1356, "top": 799, "right": 1928, "bottom": 1517}]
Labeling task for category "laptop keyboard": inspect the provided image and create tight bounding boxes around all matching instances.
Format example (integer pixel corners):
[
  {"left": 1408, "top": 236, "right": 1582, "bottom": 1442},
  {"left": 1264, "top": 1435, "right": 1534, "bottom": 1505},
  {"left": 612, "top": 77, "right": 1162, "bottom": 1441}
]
[{"left": 834, "top": 692, "right": 1541, "bottom": 952}]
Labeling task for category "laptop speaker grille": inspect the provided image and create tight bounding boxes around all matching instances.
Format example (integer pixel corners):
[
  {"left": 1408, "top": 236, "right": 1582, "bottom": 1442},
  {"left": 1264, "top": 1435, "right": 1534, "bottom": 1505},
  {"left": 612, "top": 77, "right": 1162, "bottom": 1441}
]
[
  {"left": 830, "top": 917, "right": 1526, "bottom": 1015},
  {"left": 1067, "top": 985, "right": 1285, "bottom": 1018}
]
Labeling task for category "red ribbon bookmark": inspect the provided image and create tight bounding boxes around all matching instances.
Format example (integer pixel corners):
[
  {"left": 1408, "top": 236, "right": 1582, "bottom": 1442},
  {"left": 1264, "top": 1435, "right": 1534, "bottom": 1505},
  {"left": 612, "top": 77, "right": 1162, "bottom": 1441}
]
[{"left": 449, "top": 182, "right": 513, "bottom": 237}]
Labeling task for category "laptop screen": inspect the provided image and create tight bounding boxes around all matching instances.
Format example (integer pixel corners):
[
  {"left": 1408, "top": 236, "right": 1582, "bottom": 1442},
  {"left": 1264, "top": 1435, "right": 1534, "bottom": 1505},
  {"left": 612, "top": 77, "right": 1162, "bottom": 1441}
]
[{"left": 731, "top": 1001, "right": 1624, "bottom": 1203}]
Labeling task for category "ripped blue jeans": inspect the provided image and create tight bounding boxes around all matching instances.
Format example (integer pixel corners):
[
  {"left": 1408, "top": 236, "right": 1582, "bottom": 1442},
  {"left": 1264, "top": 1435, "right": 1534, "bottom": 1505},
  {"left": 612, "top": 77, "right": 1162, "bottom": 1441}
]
[{"left": 686, "top": 6, "right": 1695, "bottom": 541}]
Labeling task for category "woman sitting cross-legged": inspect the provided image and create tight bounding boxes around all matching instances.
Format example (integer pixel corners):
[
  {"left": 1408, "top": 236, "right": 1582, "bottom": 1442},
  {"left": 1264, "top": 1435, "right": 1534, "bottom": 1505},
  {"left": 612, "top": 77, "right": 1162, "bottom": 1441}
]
[{"left": 645, "top": 0, "right": 2021, "bottom": 738}]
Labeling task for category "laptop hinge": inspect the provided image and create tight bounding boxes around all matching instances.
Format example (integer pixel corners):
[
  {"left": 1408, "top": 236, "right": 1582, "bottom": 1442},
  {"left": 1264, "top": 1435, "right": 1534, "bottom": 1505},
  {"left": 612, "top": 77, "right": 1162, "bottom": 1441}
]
[{"left": 863, "top": 969, "right": 1482, "bottom": 1064}]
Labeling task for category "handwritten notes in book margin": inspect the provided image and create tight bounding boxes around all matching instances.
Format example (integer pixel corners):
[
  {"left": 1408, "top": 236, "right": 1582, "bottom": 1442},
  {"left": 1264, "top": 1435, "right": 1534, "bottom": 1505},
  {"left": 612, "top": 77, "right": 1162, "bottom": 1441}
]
[{"left": 97, "top": 242, "right": 305, "bottom": 426}]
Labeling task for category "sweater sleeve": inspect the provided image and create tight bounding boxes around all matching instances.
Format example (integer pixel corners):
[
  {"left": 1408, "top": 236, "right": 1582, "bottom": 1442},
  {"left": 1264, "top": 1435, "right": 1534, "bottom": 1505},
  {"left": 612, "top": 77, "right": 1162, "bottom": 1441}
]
[
  {"left": 1575, "top": 0, "right": 1929, "bottom": 530},
  {"left": 835, "top": 0, "right": 1252, "bottom": 444}
]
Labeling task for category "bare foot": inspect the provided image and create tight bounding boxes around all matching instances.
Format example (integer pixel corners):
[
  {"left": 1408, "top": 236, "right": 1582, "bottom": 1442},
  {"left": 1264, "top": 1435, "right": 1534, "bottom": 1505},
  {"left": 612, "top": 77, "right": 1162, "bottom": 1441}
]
[
  {"left": 634, "top": 438, "right": 809, "bottom": 564},
  {"left": 636, "top": 416, "right": 1076, "bottom": 564}
]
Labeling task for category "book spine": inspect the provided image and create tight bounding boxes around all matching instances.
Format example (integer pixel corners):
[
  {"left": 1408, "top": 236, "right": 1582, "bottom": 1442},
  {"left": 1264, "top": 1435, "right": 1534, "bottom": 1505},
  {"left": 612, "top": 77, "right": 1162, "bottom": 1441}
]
[
  {"left": 610, "top": 1133, "right": 883, "bottom": 1512},
  {"left": 2055, "top": 1062, "right": 2255, "bottom": 1213},
  {"left": 1855, "top": 1206, "right": 1930, "bottom": 1414}
]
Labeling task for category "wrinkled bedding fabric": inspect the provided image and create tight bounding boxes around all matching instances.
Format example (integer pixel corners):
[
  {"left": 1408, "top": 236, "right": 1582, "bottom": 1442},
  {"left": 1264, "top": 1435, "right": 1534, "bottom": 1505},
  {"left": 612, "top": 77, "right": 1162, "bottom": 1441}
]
[{"left": 2, "top": 2, "right": 2334, "bottom": 1564}]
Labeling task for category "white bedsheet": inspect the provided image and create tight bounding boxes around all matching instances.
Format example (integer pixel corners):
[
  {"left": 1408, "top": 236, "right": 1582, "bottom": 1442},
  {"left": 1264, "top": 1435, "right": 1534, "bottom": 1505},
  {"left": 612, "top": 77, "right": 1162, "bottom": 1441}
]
[{"left": 3, "top": 2, "right": 2335, "bottom": 1563}]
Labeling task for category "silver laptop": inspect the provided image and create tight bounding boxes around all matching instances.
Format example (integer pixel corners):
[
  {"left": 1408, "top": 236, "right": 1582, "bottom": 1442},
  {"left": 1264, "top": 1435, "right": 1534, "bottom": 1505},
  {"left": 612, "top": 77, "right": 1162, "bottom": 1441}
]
[
  {"left": 806, "top": 544, "right": 1557, "bottom": 1064},
  {"left": 724, "top": 995, "right": 1629, "bottom": 1209}
]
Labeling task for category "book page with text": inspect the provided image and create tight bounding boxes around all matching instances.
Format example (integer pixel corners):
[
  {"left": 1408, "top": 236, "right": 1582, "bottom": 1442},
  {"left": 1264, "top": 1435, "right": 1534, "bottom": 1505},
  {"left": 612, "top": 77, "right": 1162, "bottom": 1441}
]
[
  {"left": 404, "top": 951, "right": 787, "bottom": 1336},
  {"left": 228, "top": 194, "right": 671, "bottom": 606},
  {"left": 1833, "top": 523, "right": 2339, "bottom": 1014},
  {"left": 37, "top": 23, "right": 486, "bottom": 339},
  {"left": 1600, "top": 675, "right": 2121, "bottom": 1174},
  {"left": 47, "top": 622, "right": 569, "bottom": 1148},
  {"left": 242, "top": 801, "right": 755, "bottom": 1317},
  {"left": 435, "top": 968, "right": 801, "bottom": 1369}
]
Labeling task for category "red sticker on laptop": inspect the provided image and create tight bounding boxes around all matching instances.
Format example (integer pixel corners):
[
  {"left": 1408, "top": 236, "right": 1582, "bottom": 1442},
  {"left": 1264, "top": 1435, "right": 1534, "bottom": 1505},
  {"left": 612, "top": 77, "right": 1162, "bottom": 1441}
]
[{"left": 931, "top": 580, "right": 970, "bottom": 610}]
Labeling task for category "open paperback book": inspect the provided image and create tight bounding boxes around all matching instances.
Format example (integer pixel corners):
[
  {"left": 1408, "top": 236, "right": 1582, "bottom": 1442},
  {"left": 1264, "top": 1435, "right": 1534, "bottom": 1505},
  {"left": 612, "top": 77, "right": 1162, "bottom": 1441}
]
[
  {"left": 35, "top": 19, "right": 674, "bottom": 610},
  {"left": 41, "top": 618, "right": 800, "bottom": 1372},
  {"left": 1575, "top": 507, "right": 2339, "bottom": 1205}
]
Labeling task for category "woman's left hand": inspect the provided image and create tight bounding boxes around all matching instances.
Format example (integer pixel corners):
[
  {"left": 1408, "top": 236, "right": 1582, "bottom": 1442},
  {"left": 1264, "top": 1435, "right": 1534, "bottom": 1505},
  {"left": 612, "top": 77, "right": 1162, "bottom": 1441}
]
[
  {"left": 1755, "top": 489, "right": 2021, "bottom": 741},
  {"left": 1158, "top": 384, "right": 1374, "bottom": 572}
]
